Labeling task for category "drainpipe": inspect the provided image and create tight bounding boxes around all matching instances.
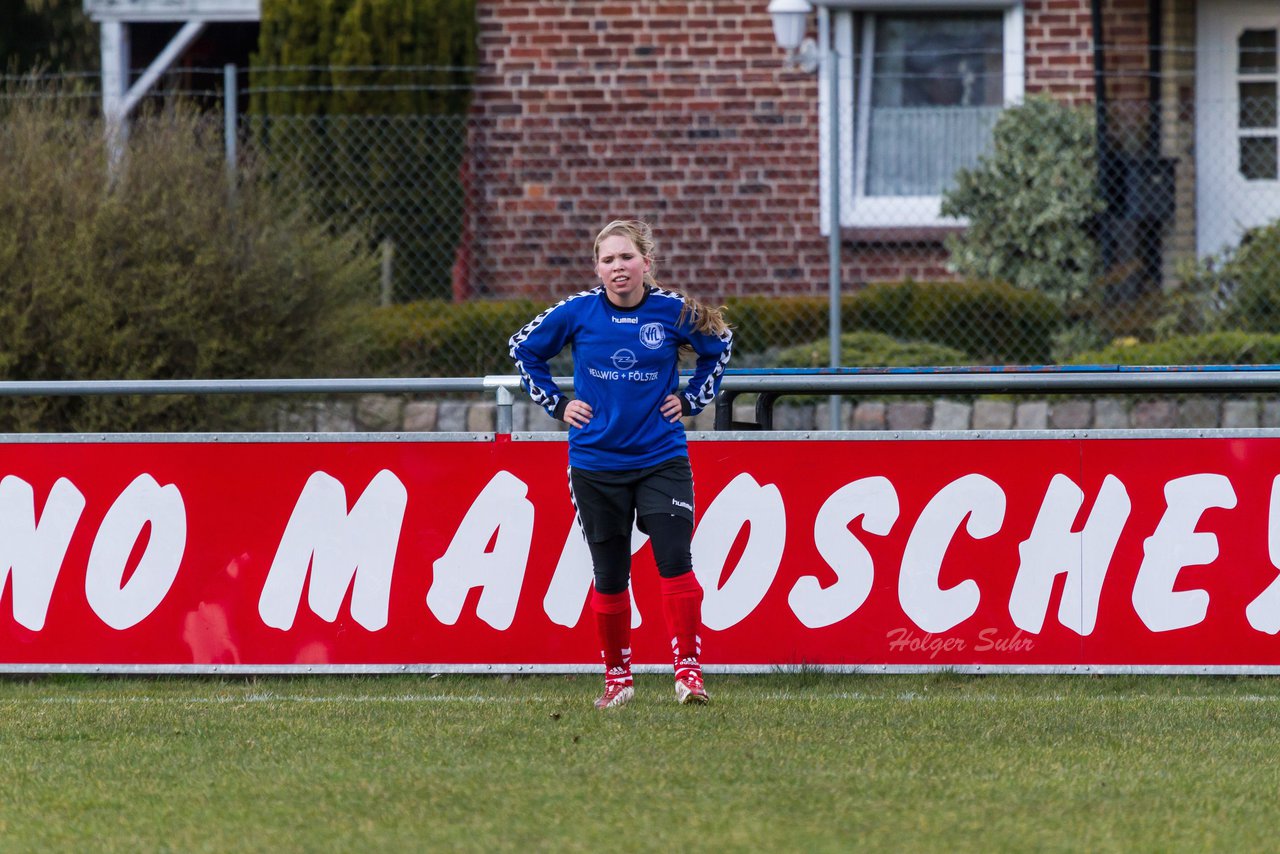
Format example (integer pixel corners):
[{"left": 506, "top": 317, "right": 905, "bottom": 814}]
[
  {"left": 1147, "top": 0, "right": 1163, "bottom": 155},
  {"left": 1091, "top": 0, "right": 1113, "bottom": 273}
]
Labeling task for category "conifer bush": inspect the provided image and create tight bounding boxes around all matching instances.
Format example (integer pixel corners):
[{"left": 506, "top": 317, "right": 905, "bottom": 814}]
[{"left": 250, "top": 0, "right": 477, "bottom": 302}]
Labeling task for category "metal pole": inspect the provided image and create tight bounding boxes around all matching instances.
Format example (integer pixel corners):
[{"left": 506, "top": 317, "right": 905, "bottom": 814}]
[
  {"left": 494, "top": 386, "right": 514, "bottom": 435},
  {"left": 224, "top": 64, "right": 237, "bottom": 177},
  {"left": 101, "top": 20, "right": 130, "bottom": 178},
  {"left": 823, "top": 9, "right": 842, "bottom": 430}
]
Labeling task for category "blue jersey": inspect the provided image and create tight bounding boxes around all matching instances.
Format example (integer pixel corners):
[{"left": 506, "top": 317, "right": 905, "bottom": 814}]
[{"left": 509, "top": 285, "right": 733, "bottom": 471}]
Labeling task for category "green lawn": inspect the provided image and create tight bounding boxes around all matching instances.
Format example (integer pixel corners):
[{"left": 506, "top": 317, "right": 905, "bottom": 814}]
[{"left": 0, "top": 673, "right": 1277, "bottom": 852}]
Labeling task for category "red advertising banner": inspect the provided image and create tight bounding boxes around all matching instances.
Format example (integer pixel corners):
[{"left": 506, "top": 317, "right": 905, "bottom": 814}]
[{"left": 2, "top": 434, "right": 1280, "bottom": 672}]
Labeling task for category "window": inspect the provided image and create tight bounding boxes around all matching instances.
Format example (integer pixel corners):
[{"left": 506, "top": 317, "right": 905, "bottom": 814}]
[
  {"left": 823, "top": 3, "right": 1024, "bottom": 229},
  {"left": 1238, "top": 27, "right": 1278, "bottom": 181}
]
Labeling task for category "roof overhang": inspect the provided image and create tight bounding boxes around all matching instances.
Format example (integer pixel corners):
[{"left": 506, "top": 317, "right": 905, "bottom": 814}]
[
  {"left": 82, "top": 0, "right": 261, "bottom": 23},
  {"left": 809, "top": 0, "right": 1018, "bottom": 7}
]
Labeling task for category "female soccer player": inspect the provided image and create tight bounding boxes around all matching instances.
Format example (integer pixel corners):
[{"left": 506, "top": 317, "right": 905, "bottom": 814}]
[{"left": 508, "top": 220, "right": 733, "bottom": 709}]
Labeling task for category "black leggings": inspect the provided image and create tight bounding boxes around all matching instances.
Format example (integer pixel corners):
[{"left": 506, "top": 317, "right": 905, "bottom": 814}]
[{"left": 588, "top": 513, "right": 694, "bottom": 595}]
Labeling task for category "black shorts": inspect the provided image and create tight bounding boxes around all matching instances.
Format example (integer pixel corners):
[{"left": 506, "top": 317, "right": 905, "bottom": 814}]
[{"left": 569, "top": 456, "right": 695, "bottom": 542}]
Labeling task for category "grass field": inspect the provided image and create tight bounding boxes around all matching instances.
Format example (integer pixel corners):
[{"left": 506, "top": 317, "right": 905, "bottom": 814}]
[{"left": 0, "top": 672, "right": 1277, "bottom": 852}]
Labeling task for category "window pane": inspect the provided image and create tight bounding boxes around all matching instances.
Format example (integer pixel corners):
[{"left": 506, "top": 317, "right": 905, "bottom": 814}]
[
  {"left": 872, "top": 13, "right": 1004, "bottom": 108},
  {"left": 866, "top": 13, "right": 1003, "bottom": 196},
  {"left": 867, "top": 107, "right": 1002, "bottom": 196},
  {"left": 1239, "top": 29, "right": 1278, "bottom": 74},
  {"left": 1241, "top": 136, "right": 1278, "bottom": 181},
  {"left": 1240, "top": 82, "right": 1277, "bottom": 129}
]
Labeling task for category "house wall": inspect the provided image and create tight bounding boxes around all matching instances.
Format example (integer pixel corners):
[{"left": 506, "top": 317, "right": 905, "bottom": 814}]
[
  {"left": 463, "top": 0, "right": 826, "bottom": 303},
  {"left": 464, "top": 1, "right": 1159, "bottom": 305}
]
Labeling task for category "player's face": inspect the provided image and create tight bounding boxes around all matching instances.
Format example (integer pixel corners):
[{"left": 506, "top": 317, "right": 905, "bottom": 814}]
[{"left": 596, "top": 235, "right": 651, "bottom": 308}]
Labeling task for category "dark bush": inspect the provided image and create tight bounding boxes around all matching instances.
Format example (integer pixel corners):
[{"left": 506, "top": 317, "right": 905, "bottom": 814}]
[
  {"left": 775, "top": 331, "right": 970, "bottom": 369},
  {"left": 360, "top": 298, "right": 547, "bottom": 377},
  {"left": 719, "top": 295, "right": 831, "bottom": 359},
  {"left": 364, "top": 277, "right": 1059, "bottom": 376},
  {"left": 0, "top": 89, "right": 376, "bottom": 431},
  {"left": 845, "top": 279, "right": 1061, "bottom": 364},
  {"left": 726, "top": 280, "right": 1059, "bottom": 364}
]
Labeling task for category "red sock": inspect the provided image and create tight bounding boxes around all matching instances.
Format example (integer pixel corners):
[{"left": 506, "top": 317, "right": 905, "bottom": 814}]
[
  {"left": 659, "top": 572, "right": 703, "bottom": 665},
  {"left": 591, "top": 588, "right": 632, "bottom": 684}
]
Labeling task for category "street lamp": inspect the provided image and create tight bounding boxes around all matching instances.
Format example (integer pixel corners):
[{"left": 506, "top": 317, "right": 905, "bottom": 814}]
[
  {"left": 768, "top": 0, "right": 842, "bottom": 429},
  {"left": 767, "top": 0, "right": 819, "bottom": 72}
]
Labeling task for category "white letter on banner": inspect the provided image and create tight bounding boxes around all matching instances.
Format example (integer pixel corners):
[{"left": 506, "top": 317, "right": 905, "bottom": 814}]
[
  {"left": 543, "top": 520, "right": 646, "bottom": 629},
  {"left": 1009, "top": 474, "right": 1130, "bottom": 635},
  {"left": 900, "top": 474, "right": 1005, "bottom": 634},
  {"left": 427, "top": 470, "right": 532, "bottom": 631},
  {"left": 85, "top": 474, "right": 187, "bottom": 631},
  {"left": 1132, "top": 474, "right": 1236, "bottom": 632},
  {"left": 259, "top": 470, "right": 407, "bottom": 632},
  {"left": 0, "top": 476, "right": 85, "bottom": 631},
  {"left": 692, "top": 473, "right": 785, "bottom": 631},
  {"left": 1246, "top": 476, "right": 1280, "bottom": 633},
  {"left": 789, "top": 476, "right": 898, "bottom": 629}
]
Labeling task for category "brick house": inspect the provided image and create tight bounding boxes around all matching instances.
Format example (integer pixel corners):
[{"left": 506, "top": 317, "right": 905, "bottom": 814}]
[
  {"left": 80, "top": 1, "right": 1280, "bottom": 308},
  {"left": 457, "top": 0, "right": 1277, "bottom": 306}
]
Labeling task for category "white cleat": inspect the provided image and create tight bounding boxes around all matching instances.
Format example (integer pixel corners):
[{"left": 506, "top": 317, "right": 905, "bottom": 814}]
[{"left": 594, "top": 682, "right": 635, "bottom": 710}]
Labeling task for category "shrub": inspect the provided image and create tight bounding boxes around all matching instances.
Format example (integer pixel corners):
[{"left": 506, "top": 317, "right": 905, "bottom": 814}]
[
  {"left": 844, "top": 280, "right": 1061, "bottom": 363},
  {"left": 364, "top": 278, "right": 1059, "bottom": 376},
  {"left": 1069, "top": 331, "right": 1280, "bottom": 365},
  {"left": 360, "top": 298, "right": 548, "bottom": 377},
  {"left": 774, "top": 331, "right": 970, "bottom": 369},
  {"left": 941, "top": 96, "right": 1105, "bottom": 306},
  {"left": 0, "top": 89, "right": 376, "bottom": 431},
  {"left": 1221, "top": 220, "right": 1280, "bottom": 333},
  {"left": 726, "top": 280, "right": 1059, "bottom": 365},
  {"left": 1148, "top": 218, "right": 1280, "bottom": 341},
  {"left": 719, "top": 295, "right": 831, "bottom": 360}
]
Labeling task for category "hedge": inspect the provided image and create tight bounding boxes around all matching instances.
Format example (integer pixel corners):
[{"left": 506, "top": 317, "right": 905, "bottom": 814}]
[
  {"left": 360, "top": 299, "right": 546, "bottom": 377},
  {"left": 1070, "top": 331, "right": 1280, "bottom": 366},
  {"left": 842, "top": 279, "right": 1061, "bottom": 363},
  {"left": 774, "top": 332, "right": 970, "bottom": 369},
  {"left": 362, "top": 278, "right": 1061, "bottom": 376}
]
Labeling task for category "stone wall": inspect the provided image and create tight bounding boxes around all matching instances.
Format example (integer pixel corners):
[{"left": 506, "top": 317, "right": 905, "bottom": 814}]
[{"left": 276, "top": 395, "right": 1280, "bottom": 433}]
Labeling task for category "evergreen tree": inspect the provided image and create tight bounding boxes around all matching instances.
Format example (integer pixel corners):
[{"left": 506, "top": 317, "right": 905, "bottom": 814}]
[
  {"left": 250, "top": 0, "right": 477, "bottom": 301},
  {"left": 1, "top": 0, "right": 97, "bottom": 73}
]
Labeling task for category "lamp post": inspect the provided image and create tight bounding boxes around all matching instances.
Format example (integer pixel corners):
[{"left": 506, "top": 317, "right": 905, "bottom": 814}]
[{"left": 768, "top": 0, "right": 842, "bottom": 430}]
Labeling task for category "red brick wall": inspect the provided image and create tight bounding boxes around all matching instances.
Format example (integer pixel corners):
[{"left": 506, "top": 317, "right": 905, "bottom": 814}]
[
  {"left": 461, "top": 1, "right": 1136, "bottom": 304},
  {"left": 1025, "top": 0, "right": 1096, "bottom": 102}
]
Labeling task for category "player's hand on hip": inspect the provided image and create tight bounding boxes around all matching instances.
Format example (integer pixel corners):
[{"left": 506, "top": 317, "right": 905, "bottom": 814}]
[
  {"left": 660, "top": 394, "right": 684, "bottom": 423},
  {"left": 563, "top": 399, "right": 593, "bottom": 428}
]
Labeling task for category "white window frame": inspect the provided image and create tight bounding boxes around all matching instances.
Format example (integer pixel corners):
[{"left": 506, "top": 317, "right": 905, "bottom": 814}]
[{"left": 819, "top": 1, "right": 1024, "bottom": 231}]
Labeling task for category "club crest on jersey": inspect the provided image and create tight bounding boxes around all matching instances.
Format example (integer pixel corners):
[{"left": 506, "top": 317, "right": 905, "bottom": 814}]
[
  {"left": 611, "top": 349, "right": 638, "bottom": 370},
  {"left": 639, "top": 322, "right": 665, "bottom": 350}
]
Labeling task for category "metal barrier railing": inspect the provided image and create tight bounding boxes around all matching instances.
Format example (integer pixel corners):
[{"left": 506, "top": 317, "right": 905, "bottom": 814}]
[
  {"left": 711, "top": 366, "right": 1280, "bottom": 430},
  {"left": 3, "top": 366, "right": 1279, "bottom": 434}
]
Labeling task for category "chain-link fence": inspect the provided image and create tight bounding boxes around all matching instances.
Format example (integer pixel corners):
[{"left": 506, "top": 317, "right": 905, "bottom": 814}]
[
  {"left": 13, "top": 43, "right": 1280, "bottom": 379},
  {"left": 223, "top": 51, "right": 1280, "bottom": 377},
  {"left": 245, "top": 112, "right": 470, "bottom": 305}
]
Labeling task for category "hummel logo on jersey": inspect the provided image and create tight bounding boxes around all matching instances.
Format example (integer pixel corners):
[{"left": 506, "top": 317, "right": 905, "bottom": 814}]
[
  {"left": 671, "top": 498, "right": 693, "bottom": 512},
  {"left": 611, "top": 315, "right": 638, "bottom": 324}
]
